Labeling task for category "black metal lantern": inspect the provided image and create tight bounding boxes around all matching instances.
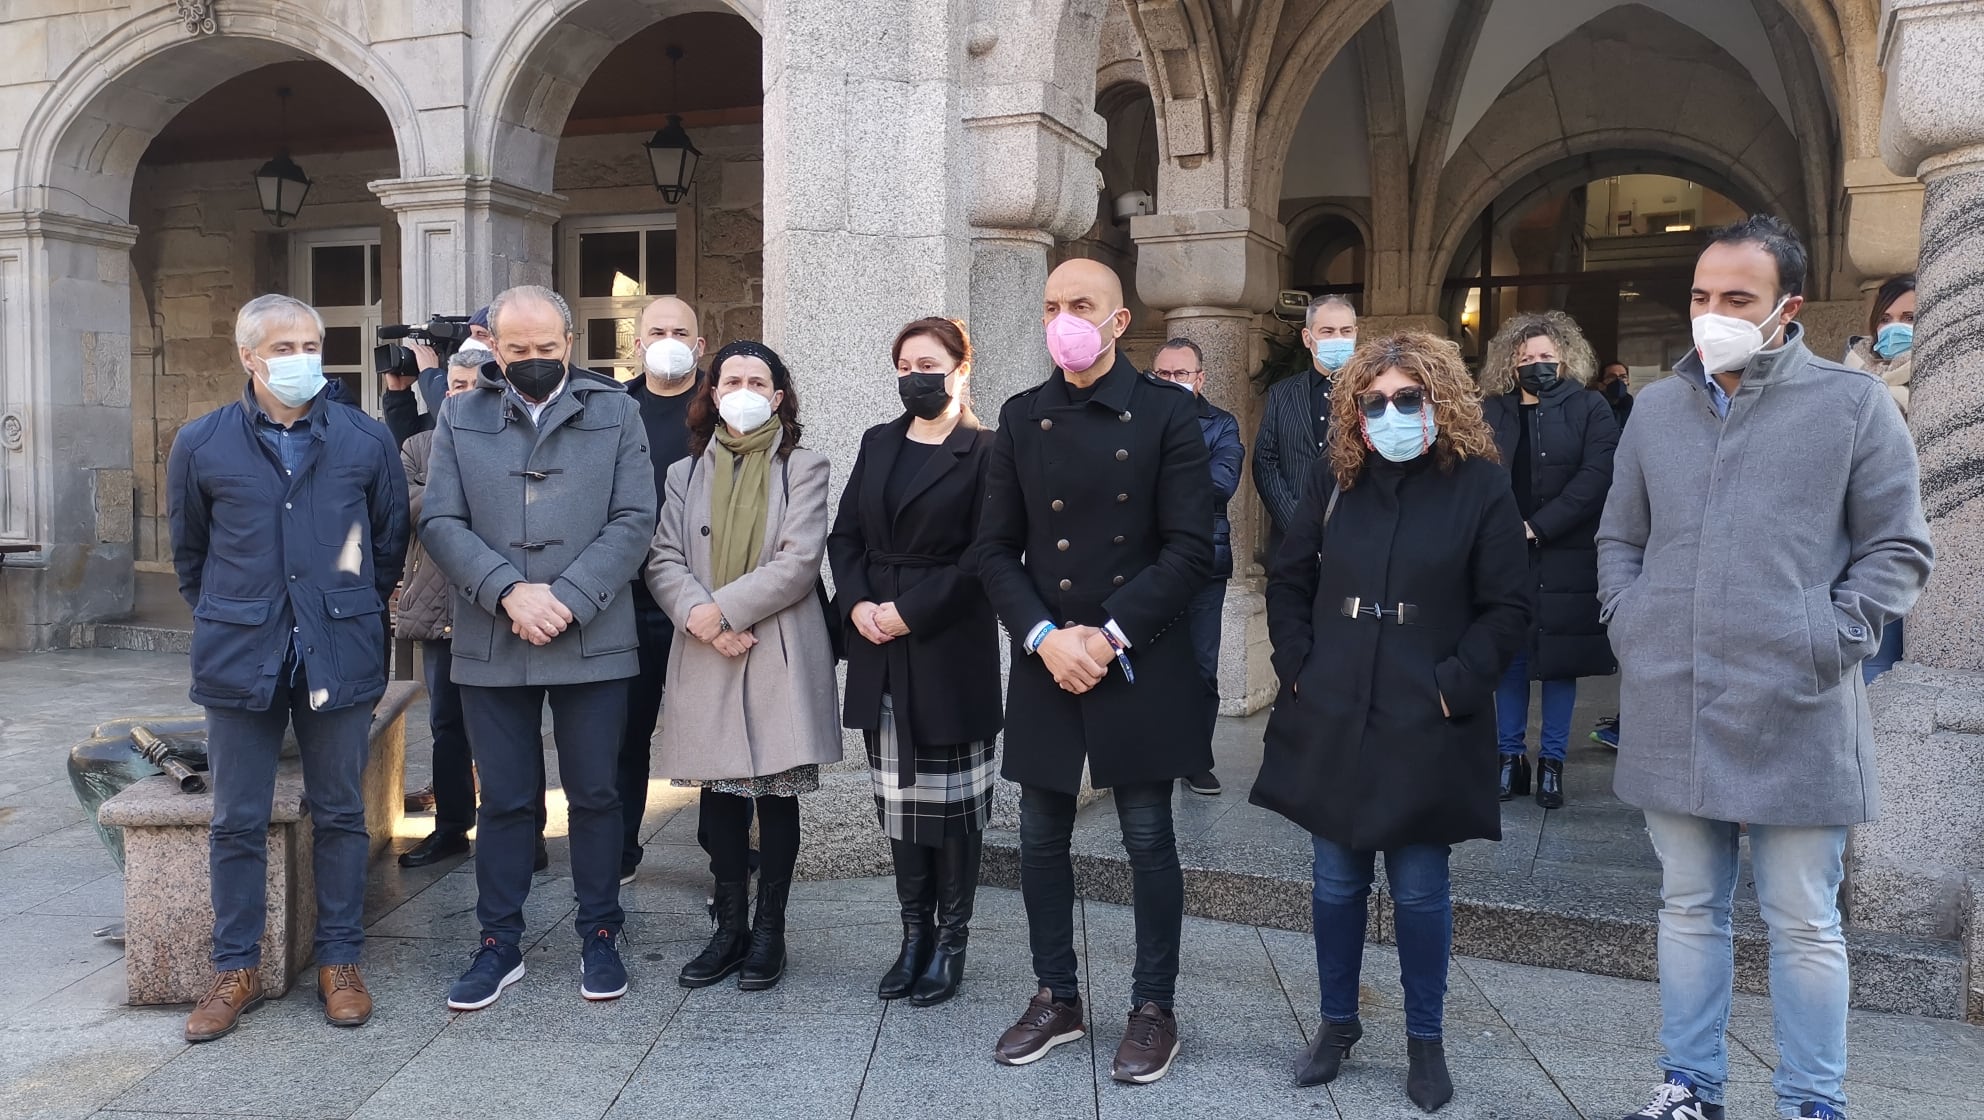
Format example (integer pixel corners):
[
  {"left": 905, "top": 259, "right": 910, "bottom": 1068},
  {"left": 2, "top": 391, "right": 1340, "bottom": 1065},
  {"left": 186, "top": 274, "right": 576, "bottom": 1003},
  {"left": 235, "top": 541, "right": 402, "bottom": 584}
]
[
  {"left": 645, "top": 115, "right": 701, "bottom": 205},
  {"left": 255, "top": 88, "right": 312, "bottom": 227},
  {"left": 644, "top": 46, "right": 700, "bottom": 205}
]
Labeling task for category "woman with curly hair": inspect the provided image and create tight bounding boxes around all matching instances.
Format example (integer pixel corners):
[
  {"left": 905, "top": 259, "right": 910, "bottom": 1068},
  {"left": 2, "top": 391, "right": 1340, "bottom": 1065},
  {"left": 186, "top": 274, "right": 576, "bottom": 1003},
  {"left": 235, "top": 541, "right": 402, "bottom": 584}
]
[
  {"left": 1478, "top": 311, "right": 1620, "bottom": 808},
  {"left": 1253, "top": 332, "right": 1531, "bottom": 1112}
]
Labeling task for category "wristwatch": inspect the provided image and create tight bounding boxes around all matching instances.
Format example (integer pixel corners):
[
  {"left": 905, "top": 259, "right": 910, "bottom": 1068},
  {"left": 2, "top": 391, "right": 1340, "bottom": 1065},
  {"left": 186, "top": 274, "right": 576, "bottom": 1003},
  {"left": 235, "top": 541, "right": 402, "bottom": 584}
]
[{"left": 717, "top": 616, "right": 733, "bottom": 633}]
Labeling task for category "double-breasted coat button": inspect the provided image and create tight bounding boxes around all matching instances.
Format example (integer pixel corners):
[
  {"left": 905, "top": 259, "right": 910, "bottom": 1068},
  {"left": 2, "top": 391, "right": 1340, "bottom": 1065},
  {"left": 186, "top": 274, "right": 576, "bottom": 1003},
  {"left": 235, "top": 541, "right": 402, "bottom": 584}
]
[
  {"left": 1040, "top": 418, "right": 1053, "bottom": 431},
  {"left": 1056, "top": 539, "right": 1069, "bottom": 551},
  {"left": 1058, "top": 579, "right": 1072, "bottom": 591},
  {"left": 1119, "top": 411, "right": 1132, "bottom": 422},
  {"left": 1113, "top": 535, "right": 1125, "bottom": 544},
  {"left": 1051, "top": 499, "right": 1064, "bottom": 512},
  {"left": 1115, "top": 449, "right": 1129, "bottom": 461},
  {"left": 701, "top": 525, "right": 711, "bottom": 536},
  {"left": 1116, "top": 493, "right": 1129, "bottom": 503},
  {"left": 1113, "top": 575, "right": 1126, "bottom": 586}
]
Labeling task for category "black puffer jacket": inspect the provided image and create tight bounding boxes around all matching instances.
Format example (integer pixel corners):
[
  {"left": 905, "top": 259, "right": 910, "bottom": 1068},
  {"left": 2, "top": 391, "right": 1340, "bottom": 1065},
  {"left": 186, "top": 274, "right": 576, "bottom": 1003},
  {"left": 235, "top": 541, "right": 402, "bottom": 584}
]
[{"left": 1483, "top": 378, "right": 1620, "bottom": 681}]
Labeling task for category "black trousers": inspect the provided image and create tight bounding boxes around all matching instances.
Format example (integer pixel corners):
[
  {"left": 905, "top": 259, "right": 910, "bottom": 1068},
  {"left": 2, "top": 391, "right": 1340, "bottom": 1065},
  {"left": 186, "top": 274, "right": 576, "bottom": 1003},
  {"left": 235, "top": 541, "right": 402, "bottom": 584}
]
[
  {"left": 615, "top": 600, "right": 674, "bottom": 870},
  {"left": 1019, "top": 780, "right": 1182, "bottom": 1009},
  {"left": 423, "top": 639, "right": 546, "bottom": 838},
  {"left": 460, "top": 679, "right": 627, "bottom": 943},
  {"left": 698, "top": 789, "right": 797, "bottom": 885}
]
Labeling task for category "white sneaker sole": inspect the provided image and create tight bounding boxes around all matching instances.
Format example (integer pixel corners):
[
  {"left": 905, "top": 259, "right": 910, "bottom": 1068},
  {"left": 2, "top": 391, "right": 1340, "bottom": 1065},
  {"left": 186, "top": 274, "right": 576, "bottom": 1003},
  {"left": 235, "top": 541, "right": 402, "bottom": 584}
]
[
  {"left": 1111, "top": 1037, "right": 1181, "bottom": 1084},
  {"left": 581, "top": 958, "right": 628, "bottom": 1001},
  {"left": 447, "top": 961, "right": 525, "bottom": 1011},
  {"left": 996, "top": 1028, "right": 1085, "bottom": 1066}
]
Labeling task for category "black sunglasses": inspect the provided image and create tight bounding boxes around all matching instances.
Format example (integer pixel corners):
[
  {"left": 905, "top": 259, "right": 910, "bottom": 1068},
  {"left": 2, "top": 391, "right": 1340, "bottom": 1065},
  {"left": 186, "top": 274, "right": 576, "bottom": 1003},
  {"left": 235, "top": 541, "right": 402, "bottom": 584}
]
[{"left": 1354, "top": 386, "right": 1427, "bottom": 420}]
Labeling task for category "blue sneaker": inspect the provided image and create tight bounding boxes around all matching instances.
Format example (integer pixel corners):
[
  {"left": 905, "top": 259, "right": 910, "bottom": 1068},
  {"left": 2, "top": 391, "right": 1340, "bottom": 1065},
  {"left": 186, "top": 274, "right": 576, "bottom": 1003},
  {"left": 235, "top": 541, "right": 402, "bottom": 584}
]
[
  {"left": 1591, "top": 716, "right": 1620, "bottom": 750},
  {"left": 447, "top": 936, "right": 525, "bottom": 1011},
  {"left": 1798, "top": 1105, "right": 1842, "bottom": 1120},
  {"left": 580, "top": 927, "right": 628, "bottom": 1001},
  {"left": 1623, "top": 1073, "right": 1724, "bottom": 1119}
]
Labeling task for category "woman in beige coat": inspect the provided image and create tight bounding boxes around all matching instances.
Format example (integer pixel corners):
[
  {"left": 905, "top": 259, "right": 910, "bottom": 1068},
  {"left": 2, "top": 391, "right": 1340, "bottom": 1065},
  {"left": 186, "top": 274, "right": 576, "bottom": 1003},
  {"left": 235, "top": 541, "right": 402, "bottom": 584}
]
[{"left": 644, "top": 340, "right": 838, "bottom": 994}]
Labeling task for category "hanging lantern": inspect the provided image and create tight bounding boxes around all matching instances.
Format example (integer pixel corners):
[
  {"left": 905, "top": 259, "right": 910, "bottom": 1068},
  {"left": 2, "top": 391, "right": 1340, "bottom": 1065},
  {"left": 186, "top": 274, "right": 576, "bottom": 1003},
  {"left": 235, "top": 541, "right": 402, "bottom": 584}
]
[
  {"left": 644, "top": 46, "right": 700, "bottom": 205},
  {"left": 255, "top": 88, "right": 312, "bottom": 227}
]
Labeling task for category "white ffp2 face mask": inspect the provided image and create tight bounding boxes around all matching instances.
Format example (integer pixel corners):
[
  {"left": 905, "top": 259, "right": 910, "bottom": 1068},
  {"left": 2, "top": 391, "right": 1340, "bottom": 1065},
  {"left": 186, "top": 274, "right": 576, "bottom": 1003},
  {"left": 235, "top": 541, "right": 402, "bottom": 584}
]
[
  {"left": 717, "top": 387, "right": 775, "bottom": 432},
  {"left": 1692, "top": 296, "right": 1790, "bottom": 376},
  {"left": 644, "top": 338, "right": 697, "bottom": 382}
]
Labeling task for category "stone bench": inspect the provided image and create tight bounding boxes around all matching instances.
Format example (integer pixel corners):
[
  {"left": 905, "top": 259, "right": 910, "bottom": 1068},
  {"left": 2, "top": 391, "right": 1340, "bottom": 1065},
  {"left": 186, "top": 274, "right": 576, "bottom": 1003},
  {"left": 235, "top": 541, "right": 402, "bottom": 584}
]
[{"left": 97, "top": 682, "right": 421, "bottom": 1005}]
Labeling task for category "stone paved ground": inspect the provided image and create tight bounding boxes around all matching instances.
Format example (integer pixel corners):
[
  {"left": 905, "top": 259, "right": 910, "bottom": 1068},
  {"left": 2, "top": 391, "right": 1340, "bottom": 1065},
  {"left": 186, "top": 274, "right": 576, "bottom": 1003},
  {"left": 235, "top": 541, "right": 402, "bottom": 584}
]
[{"left": 4, "top": 649, "right": 1983, "bottom": 1120}]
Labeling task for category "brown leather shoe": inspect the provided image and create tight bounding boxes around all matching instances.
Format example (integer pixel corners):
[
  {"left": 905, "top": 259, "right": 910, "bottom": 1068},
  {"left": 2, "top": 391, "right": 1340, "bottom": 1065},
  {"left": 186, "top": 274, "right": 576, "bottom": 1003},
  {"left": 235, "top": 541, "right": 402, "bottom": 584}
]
[
  {"left": 318, "top": 963, "right": 373, "bottom": 1027},
  {"left": 403, "top": 784, "right": 437, "bottom": 813},
  {"left": 184, "top": 968, "right": 264, "bottom": 1042},
  {"left": 1110, "top": 1000, "right": 1181, "bottom": 1084},
  {"left": 994, "top": 987, "right": 1085, "bottom": 1066}
]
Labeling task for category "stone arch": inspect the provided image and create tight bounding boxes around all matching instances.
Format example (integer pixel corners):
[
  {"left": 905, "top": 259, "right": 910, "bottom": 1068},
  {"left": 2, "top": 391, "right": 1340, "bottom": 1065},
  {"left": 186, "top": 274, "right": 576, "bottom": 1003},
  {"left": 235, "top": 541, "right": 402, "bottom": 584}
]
[
  {"left": 1422, "top": 139, "right": 1789, "bottom": 315},
  {"left": 1245, "top": 0, "right": 1398, "bottom": 215},
  {"left": 470, "top": 0, "right": 763, "bottom": 192},
  {"left": 18, "top": 4, "right": 423, "bottom": 222},
  {"left": 1284, "top": 201, "right": 1373, "bottom": 290}
]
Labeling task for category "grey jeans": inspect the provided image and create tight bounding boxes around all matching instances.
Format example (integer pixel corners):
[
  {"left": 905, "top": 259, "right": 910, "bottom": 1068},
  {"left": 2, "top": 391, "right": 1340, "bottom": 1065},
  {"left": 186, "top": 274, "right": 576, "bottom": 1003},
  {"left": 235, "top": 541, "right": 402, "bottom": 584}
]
[{"left": 205, "top": 674, "right": 371, "bottom": 971}]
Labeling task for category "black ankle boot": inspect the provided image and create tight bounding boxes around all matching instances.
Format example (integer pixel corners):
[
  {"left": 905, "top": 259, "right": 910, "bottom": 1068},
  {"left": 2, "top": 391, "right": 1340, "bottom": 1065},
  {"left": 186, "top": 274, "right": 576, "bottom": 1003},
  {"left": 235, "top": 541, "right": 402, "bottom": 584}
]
[
  {"left": 880, "top": 841, "right": 935, "bottom": 1000},
  {"left": 1498, "top": 754, "right": 1530, "bottom": 801},
  {"left": 1536, "top": 758, "right": 1564, "bottom": 809},
  {"left": 911, "top": 833, "right": 981, "bottom": 1007},
  {"left": 738, "top": 875, "right": 790, "bottom": 991},
  {"left": 1295, "top": 1018, "right": 1362, "bottom": 1086},
  {"left": 1406, "top": 1037, "right": 1453, "bottom": 1112},
  {"left": 679, "top": 880, "right": 750, "bottom": 988}
]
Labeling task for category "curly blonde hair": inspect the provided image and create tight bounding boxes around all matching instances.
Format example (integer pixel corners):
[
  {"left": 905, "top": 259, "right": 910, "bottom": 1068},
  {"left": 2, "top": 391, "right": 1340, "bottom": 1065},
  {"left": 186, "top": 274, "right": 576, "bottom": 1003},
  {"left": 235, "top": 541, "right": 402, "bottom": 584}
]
[
  {"left": 1329, "top": 331, "right": 1500, "bottom": 491},
  {"left": 1478, "top": 310, "right": 1598, "bottom": 397}
]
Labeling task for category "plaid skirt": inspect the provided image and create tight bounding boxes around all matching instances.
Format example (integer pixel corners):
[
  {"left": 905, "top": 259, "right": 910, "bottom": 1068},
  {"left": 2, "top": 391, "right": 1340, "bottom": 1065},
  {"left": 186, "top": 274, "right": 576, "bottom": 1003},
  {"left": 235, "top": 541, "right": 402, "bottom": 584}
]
[{"left": 866, "top": 694, "right": 995, "bottom": 846}]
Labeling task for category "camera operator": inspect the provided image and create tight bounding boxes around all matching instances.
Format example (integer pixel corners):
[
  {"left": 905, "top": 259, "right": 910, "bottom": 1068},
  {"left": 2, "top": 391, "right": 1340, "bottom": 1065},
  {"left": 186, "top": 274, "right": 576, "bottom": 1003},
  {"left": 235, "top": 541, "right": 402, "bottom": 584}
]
[{"left": 382, "top": 338, "right": 443, "bottom": 447}]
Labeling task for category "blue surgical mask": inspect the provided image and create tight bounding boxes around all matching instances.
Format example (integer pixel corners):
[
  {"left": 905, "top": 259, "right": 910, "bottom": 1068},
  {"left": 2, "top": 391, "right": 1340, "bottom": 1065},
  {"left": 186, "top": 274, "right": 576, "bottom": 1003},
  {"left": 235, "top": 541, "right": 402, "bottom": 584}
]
[
  {"left": 256, "top": 353, "right": 327, "bottom": 408},
  {"left": 1363, "top": 402, "right": 1436, "bottom": 463},
  {"left": 1874, "top": 322, "right": 1913, "bottom": 361},
  {"left": 1315, "top": 338, "right": 1355, "bottom": 372}
]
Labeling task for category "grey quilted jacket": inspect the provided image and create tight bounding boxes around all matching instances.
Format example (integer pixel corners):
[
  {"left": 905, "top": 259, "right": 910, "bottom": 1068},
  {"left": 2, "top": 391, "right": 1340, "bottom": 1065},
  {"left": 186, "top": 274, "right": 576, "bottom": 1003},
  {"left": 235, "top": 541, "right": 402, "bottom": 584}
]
[{"left": 394, "top": 429, "right": 453, "bottom": 642}]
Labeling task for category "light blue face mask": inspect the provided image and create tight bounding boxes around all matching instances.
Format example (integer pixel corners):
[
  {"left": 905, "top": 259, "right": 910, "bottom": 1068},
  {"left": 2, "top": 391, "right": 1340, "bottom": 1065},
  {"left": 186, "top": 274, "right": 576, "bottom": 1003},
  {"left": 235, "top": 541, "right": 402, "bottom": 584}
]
[
  {"left": 1314, "top": 338, "right": 1355, "bottom": 372},
  {"left": 257, "top": 352, "right": 327, "bottom": 408},
  {"left": 1364, "top": 401, "right": 1437, "bottom": 463},
  {"left": 1874, "top": 322, "right": 1913, "bottom": 361}
]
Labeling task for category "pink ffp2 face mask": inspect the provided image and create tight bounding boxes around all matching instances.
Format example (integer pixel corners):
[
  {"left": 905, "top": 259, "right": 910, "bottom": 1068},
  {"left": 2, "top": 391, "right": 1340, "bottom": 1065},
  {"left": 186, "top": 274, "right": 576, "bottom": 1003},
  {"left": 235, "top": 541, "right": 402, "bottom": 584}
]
[{"left": 1045, "top": 310, "right": 1121, "bottom": 374}]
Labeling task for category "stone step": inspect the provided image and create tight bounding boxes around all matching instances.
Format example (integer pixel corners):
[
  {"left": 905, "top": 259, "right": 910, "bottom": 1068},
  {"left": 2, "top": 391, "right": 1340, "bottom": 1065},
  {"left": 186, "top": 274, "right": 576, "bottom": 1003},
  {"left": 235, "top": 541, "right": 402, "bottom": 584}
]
[
  {"left": 978, "top": 830, "right": 1969, "bottom": 1021},
  {"left": 73, "top": 622, "right": 192, "bottom": 655}
]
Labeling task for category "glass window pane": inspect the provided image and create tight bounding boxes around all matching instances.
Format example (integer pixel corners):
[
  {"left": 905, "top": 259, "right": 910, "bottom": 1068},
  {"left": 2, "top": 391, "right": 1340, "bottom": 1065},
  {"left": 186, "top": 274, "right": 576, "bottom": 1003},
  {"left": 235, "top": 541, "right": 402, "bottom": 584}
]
[
  {"left": 579, "top": 232, "right": 642, "bottom": 299},
  {"left": 586, "top": 317, "right": 633, "bottom": 362},
  {"left": 311, "top": 245, "right": 366, "bottom": 307},
  {"left": 322, "top": 326, "right": 362, "bottom": 368},
  {"left": 645, "top": 229, "right": 678, "bottom": 295}
]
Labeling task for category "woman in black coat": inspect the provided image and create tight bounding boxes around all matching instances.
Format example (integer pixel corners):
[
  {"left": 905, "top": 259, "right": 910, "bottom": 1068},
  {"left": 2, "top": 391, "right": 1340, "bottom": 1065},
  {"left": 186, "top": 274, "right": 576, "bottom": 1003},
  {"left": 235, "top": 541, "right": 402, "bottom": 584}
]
[
  {"left": 1478, "top": 311, "right": 1620, "bottom": 808},
  {"left": 827, "top": 316, "right": 1001, "bottom": 1008},
  {"left": 1255, "top": 331, "right": 1530, "bottom": 1113}
]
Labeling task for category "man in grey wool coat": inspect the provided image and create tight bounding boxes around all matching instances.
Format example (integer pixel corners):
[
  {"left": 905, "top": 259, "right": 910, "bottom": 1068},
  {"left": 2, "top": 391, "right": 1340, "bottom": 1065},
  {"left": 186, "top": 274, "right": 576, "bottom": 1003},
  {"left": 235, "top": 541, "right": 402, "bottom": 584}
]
[
  {"left": 1597, "top": 215, "right": 1932, "bottom": 1120},
  {"left": 419, "top": 285, "right": 657, "bottom": 1013}
]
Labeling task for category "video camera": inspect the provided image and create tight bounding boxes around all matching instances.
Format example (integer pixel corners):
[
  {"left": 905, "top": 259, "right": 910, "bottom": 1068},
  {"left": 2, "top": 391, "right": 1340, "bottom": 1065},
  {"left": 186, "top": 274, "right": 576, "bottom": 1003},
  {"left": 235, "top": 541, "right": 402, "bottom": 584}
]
[{"left": 374, "top": 315, "right": 475, "bottom": 379}]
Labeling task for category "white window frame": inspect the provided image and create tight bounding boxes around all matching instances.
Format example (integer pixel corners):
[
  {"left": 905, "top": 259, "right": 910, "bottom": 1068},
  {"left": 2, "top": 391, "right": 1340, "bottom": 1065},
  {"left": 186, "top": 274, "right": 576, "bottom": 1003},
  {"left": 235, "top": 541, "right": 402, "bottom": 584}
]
[
  {"left": 558, "top": 214, "right": 681, "bottom": 383},
  {"left": 289, "top": 228, "right": 384, "bottom": 415}
]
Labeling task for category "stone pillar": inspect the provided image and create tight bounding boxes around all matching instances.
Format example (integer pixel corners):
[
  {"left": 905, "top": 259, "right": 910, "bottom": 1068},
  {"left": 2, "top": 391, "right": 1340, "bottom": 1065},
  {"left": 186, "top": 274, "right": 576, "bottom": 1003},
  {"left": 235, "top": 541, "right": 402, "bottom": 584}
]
[
  {"left": 1132, "top": 207, "right": 1286, "bottom": 715},
  {"left": 368, "top": 177, "right": 565, "bottom": 319},
  {"left": 0, "top": 210, "right": 140, "bottom": 650},
  {"left": 1845, "top": 3, "right": 1984, "bottom": 1012}
]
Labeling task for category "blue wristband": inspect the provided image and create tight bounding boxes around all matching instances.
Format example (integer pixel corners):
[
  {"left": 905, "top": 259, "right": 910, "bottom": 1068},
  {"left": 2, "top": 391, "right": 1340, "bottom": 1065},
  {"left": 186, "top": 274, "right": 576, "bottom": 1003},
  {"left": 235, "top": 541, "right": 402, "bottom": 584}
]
[{"left": 1026, "top": 621, "right": 1056, "bottom": 654}]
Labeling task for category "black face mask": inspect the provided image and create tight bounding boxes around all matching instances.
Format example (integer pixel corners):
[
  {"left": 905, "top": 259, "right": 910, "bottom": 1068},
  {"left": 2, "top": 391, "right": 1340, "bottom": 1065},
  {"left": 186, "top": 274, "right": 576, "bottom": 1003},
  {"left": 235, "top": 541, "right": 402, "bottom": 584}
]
[
  {"left": 1603, "top": 379, "right": 1628, "bottom": 401},
  {"left": 897, "top": 370, "right": 953, "bottom": 421},
  {"left": 1518, "top": 362, "right": 1561, "bottom": 394},
  {"left": 504, "top": 357, "right": 566, "bottom": 402}
]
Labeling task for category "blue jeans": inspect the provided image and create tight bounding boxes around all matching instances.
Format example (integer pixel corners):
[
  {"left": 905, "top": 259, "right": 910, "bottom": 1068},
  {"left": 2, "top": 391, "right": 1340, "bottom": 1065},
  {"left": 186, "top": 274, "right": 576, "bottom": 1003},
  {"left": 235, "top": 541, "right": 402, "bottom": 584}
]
[
  {"left": 1020, "top": 781, "right": 1182, "bottom": 1008},
  {"left": 1495, "top": 649, "right": 1576, "bottom": 762},
  {"left": 1644, "top": 810, "right": 1849, "bottom": 1118},
  {"left": 1310, "top": 836, "right": 1452, "bottom": 1040},
  {"left": 1862, "top": 618, "right": 1903, "bottom": 684},
  {"left": 206, "top": 672, "right": 372, "bottom": 970}
]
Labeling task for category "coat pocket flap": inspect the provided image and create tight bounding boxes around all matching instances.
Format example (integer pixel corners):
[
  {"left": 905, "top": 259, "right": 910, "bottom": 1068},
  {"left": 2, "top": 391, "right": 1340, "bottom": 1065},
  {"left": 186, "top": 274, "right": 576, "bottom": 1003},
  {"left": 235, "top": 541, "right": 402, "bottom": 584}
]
[
  {"left": 323, "top": 586, "right": 385, "bottom": 619},
  {"left": 193, "top": 594, "right": 272, "bottom": 625}
]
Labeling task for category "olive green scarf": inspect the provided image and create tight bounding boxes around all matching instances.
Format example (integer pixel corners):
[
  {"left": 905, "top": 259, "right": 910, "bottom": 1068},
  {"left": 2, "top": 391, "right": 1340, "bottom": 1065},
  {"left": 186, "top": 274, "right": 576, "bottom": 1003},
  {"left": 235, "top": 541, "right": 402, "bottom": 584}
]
[{"left": 708, "top": 419, "right": 781, "bottom": 589}]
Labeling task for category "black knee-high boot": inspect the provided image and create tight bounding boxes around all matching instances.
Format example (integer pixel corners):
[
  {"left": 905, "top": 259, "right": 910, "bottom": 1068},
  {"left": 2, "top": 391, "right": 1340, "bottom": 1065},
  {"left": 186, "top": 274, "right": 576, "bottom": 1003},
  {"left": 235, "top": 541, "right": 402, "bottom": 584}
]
[
  {"left": 911, "top": 831, "right": 981, "bottom": 1006},
  {"left": 879, "top": 839, "right": 936, "bottom": 1000}
]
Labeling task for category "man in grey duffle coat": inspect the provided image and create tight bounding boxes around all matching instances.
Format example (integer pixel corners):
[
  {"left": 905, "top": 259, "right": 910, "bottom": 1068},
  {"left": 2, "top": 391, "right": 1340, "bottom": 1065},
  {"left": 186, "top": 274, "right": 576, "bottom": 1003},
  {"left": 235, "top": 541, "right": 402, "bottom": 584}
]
[
  {"left": 1596, "top": 215, "right": 1932, "bottom": 1120},
  {"left": 419, "top": 285, "right": 657, "bottom": 1012}
]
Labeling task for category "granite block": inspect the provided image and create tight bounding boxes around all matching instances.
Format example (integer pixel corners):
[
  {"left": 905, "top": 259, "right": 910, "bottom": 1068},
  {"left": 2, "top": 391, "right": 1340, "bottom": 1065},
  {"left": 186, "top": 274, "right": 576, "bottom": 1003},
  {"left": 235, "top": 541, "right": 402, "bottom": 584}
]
[
  {"left": 606, "top": 1012, "right": 876, "bottom": 1119},
  {"left": 119, "top": 818, "right": 313, "bottom": 1004},
  {"left": 349, "top": 1037, "right": 648, "bottom": 1120}
]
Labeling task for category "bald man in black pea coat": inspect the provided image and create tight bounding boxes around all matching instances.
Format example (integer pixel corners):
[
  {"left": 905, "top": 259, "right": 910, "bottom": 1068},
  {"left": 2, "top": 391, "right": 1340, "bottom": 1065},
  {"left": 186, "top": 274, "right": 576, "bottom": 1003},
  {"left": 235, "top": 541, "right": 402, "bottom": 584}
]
[{"left": 972, "top": 258, "right": 1212, "bottom": 1085}]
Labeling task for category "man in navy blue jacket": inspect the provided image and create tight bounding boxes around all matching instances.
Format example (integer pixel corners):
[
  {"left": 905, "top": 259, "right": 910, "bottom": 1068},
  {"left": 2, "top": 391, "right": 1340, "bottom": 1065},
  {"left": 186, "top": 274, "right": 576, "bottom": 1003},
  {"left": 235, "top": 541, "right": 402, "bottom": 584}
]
[
  {"left": 167, "top": 294, "right": 409, "bottom": 1044},
  {"left": 1151, "top": 338, "right": 1243, "bottom": 796}
]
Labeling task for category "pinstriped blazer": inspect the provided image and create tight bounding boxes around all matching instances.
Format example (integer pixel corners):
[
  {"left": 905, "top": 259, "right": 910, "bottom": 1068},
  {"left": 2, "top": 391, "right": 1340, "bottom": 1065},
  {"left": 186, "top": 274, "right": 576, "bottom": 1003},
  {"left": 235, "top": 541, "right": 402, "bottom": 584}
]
[{"left": 1252, "top": 370, "right": 1330, "bottom": 537}]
